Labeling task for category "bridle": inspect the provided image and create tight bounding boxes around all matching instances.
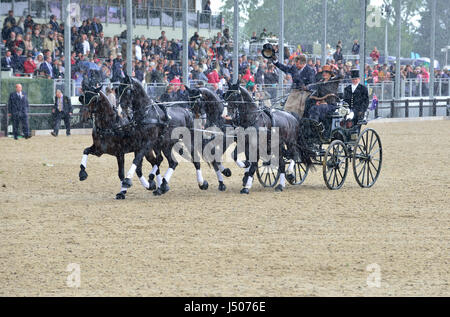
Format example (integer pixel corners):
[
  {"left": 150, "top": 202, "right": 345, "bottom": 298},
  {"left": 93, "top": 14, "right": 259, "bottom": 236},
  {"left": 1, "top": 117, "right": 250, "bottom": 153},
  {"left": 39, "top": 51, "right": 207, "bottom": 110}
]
[
  {"left": 117, "top": 81, "right": 133, "bottom": 103},
  {"left": 225, "top": 88, "right": 264, "bottom": 126}
]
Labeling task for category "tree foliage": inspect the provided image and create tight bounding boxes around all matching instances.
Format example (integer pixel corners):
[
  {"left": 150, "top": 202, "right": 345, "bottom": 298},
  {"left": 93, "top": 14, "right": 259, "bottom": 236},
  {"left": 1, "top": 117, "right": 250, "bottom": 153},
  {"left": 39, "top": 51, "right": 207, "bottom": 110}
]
[{"left": 220, "top": 0, "right": 448, "bottom": 65}]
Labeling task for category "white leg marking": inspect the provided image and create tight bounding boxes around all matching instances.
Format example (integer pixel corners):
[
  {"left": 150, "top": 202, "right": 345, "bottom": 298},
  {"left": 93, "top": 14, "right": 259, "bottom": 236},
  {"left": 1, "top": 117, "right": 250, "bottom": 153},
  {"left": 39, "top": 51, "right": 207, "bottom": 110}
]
[
  {"left": 126, "top": 164, "right": 137, "bottom": 179},
  {"left": 245, "top": 176, "right": 253, "bottom": 189},
  {"left": 156, "top": 174, "right": 162, "bottom": 187},
  {"left": 279, "top": 173, "right": 286, "bottom": 187},
  {"left": 139, "top": 176, "right": 150, "bottom": 189},
  {"left": 287, "top": 160, "right": 295, "bottom": 174},
  {"left": 150, "top": 164, "right": 159, "bottom": 176},
  {"left": 218, "top": 164, "right": 225, "bottom": 172},
  {"left": 81, "top": 154, "right": 88, "bottom": 168},
  {"left": 196, "top": 170, "right": 204, "bottom": 185},
  {"left": 235, "top": 160, "right": 246, "bottom": 168},
  {"left": 215, "top": 170, "right": 224, "bottom": 182},
  {"left": 164, "top": 168, "right": 174, "bottom": 183}
]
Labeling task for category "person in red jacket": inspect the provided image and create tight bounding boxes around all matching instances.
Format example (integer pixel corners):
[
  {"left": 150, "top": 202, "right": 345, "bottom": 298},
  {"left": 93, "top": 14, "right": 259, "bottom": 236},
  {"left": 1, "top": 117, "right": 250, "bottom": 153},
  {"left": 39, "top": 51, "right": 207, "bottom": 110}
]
[
  {"left": 23, "top": 53, "right": 36, "bottom": 76},
  {"left": 370, "top": 47, "right": 380, "bottom": 64},
  {"left": 242, "top": 68, "right": 255, "bottom": 86},
  {"left": 207, "top": 67, "right": 220, "bottom": 84}
]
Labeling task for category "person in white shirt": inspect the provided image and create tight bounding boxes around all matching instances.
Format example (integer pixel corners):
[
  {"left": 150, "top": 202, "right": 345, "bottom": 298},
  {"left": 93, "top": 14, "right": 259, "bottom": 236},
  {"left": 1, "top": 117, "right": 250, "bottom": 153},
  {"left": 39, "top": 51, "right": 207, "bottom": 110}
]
[
  {"left": 343, "top": 69, "right": 369, "bottom": 124},
  {"left": 81, "top": 34, "right": 90, "bottom": 55},
  {"left": 135, "top": 39, "right": 142, "bottom": 61}
]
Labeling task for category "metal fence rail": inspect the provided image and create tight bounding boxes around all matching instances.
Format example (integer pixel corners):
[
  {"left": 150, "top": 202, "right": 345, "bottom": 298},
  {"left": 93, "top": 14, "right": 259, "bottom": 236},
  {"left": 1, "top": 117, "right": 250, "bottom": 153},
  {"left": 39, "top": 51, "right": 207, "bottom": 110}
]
[
  {"left": 373, "top": 98, "right": 450, "bottom": 119},
  {"left": 0, "top": 0, "right": 222, "bottom": 30},
  {"left": 0, "top": 103, "right": 92, "bottom": 134}
]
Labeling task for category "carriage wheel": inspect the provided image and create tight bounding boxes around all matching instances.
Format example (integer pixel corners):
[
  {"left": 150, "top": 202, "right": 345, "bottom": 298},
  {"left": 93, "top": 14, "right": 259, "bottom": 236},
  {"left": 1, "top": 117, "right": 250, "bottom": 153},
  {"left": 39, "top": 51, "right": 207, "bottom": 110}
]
[
  {"left": 256, "top": 158, "right": 280, "bottom": 187},
  {"left": 323, "top": 140, "right": 349, "bottom": 190},
  {"left": 352, "top": 128, "right": 382, "bottom": 188},
  {"left": 286, "top": 160, "right": 309, "bottom": 185}
]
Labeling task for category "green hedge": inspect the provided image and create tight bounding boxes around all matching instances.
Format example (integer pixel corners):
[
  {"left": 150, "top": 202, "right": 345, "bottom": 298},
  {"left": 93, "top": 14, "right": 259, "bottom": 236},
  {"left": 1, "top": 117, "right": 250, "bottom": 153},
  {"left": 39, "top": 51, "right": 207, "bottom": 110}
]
[{"left": 1, "top": 78, "right": 54, "bottom": 104}]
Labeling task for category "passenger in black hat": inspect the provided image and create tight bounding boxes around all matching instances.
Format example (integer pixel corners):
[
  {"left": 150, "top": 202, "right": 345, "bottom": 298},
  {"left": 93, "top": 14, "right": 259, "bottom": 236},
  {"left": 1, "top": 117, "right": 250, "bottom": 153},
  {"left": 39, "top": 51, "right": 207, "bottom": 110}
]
[
  {"left": 343, "top": 69, "right": 369, "bottom": 124},
  {"left": 307, "top": 64, "right": 342, "bottom": 124}
]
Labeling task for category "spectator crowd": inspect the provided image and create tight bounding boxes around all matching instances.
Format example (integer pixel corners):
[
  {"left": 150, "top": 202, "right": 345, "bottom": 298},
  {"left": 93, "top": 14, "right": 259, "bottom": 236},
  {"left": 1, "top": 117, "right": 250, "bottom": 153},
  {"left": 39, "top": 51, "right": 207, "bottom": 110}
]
[{"left": 1, "top": 9, "right": 449, "bottom": 105}]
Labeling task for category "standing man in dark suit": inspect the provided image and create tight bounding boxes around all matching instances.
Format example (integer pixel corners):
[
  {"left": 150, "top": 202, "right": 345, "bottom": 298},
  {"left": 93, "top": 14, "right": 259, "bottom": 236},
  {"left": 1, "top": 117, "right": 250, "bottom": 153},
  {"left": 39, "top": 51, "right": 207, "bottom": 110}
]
[
  {"left": 49, "top": 15, "right": 60, "bottom": 33},
  {"left": 51, "top": 89, "right": 73, "bottom": 136},
  {"left": 39, "top": 56, "right": 54, "bottom": 78},
  {"left": 1, "top": 50, "right": 13, "bottom": 70},
  {"left": 343, "top": 70, "right": 369, "bottom": 124},
  {"left": 8, "top": 84, "right": 31, "bottom": 139}
]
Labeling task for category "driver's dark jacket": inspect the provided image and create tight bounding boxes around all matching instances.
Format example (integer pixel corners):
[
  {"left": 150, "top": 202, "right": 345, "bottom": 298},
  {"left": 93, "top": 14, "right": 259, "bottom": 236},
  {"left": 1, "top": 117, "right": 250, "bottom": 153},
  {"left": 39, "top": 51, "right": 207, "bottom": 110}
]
[{"left": 273, "top": 62, "right": 316, "bottom": 89}]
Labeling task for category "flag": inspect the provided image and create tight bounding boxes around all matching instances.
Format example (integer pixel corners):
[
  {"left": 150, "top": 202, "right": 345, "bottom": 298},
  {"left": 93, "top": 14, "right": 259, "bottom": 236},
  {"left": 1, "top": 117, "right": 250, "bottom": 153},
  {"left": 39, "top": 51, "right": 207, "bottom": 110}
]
[{"left": 369, "top": 94, "right": 378, "bottom": 110}]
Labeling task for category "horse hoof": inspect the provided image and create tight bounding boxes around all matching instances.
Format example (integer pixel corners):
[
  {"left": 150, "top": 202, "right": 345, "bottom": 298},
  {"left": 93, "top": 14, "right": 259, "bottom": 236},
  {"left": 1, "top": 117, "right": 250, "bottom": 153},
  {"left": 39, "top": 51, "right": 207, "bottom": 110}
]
[
  {"left": 275, "top": 184, "right": 284, "bottom": 192},
  {"left": 153, "top": 188, "right": 162, "bottom": 196},
  {"left": 147, "top": 179, "right": 157, "bottom": 191},
  {"left": 242, "top": 173, "right": 249, "bottom": 186},
  {"left": 222, "top": 168, "right": 232, "bottom": 177},
  {"left": 286, "top": 173, "right": 295, "bottom": 185},
  {"left": 218, "top": 182, "right": 226, "bottom": 191},
  {"left": 79, "top": 169, "right": 88, "bottom": 181},
  {"left": 160, "top": 182, "right": 170, "bottom": 194},
  {"left": 240, "top": 188, "right": 250, "bottom": 195},
  {"left": 122, "top": 178, "right": 132, "bottom": 188},
  {"left": 199, "top": 180, "right": 209, "bottom": 190},
  {"left": 115, "top": 191, "right": 126, "bottom": 199}
]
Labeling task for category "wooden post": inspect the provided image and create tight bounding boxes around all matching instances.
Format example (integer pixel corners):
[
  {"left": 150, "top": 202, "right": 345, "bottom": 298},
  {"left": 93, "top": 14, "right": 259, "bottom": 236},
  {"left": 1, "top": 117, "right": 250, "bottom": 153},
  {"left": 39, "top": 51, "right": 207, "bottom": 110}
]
[
  {"left": 405, "top": 99, "right": 409, "bottom": 117},
  {"left": 419, "top": 99, "right": 423, "bottom": 117},
  {"left": 390, "top": 99, "right": 395, "bottom": 118},
  {"left": 447, "top": 98, "right": 450, "bottom": 117}
]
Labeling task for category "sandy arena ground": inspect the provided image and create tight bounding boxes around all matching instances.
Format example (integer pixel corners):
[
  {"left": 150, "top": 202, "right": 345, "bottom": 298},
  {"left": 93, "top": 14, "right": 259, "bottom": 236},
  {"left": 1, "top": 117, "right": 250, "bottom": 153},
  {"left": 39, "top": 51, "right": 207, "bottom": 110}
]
[{"left": 0, "top": 120, "right": 449, "bottom": 296}]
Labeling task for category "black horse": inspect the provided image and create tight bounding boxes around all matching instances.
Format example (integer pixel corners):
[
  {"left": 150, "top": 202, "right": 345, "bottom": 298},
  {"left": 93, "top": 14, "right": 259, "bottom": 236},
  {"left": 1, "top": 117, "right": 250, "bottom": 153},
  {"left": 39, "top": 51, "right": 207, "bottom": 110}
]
[
  {"left": 223, "top": 82, "right": 313, "bottom": 194},
  {"left": 79, "top": 72, "right": 167, "bottom": 199},
  {"left": 117, "top": 76, "right": 209, "bottom": 195},
  {"left": 78, "top": 83, "right": 162, "bottom": 199},
  {"left": 186, "top": 86, "right": 240, "bottom": 191}
]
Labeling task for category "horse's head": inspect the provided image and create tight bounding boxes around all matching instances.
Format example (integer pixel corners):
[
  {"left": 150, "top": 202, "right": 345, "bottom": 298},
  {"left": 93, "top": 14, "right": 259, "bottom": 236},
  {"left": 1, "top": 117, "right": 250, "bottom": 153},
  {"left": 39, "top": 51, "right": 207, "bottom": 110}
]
[
  {"left": 117, "top": 75, "right": 149, "bottom": 111},
  {"left": 185, "top": 86, "right": 203, "bottom": 117},
  {"left": 80, "top": 77, "right": 103, "bottom": 122},
  {"left": 223, "top": 81, "right": 243, "bottom": 117},
  {"left": 80, "top": 90, "right": 115, "bottom": 124}
]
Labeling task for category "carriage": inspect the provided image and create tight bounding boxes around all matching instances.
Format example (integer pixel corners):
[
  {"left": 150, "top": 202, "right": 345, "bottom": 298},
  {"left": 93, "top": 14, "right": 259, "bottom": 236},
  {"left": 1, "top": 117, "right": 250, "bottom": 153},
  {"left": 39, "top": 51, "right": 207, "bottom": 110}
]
[{"left": 256, "top": 99, "right": 383, "bottom": 190}]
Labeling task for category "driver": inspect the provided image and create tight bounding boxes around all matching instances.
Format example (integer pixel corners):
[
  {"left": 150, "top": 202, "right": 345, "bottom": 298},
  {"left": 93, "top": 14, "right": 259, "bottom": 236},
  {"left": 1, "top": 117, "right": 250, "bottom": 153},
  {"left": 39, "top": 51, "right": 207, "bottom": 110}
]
[{"left": 271, "top": 54, "right": 316, "bottom": 118}]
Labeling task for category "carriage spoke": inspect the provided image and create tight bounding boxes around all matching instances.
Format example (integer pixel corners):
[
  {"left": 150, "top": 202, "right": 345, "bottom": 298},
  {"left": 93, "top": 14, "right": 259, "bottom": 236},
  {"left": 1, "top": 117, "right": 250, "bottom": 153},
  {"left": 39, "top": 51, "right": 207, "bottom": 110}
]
[
  {"left": 300, "top": 164, "right": 306, "bottom": 174},
  {"left": 361, "top": 133, "right": 367, "bottom": 150},
  {"left": 368, "top": 163, "right": 375, "bottom": 185},
  {"left": 369, "top": 138, "right": 378, "bottom": 154},
  {"left": 358, "top": 162, "right": 366, "bottom": 182},
  {"left": 365, "top": 131, "right": 369, "bottom": 153},
  {"left": 354, "top": 158, "right": 364, "bottom": 170},
  {"left": 366, "top": 161, "right": 370, "bottom": 186},
  {"left": 327, "top": 167, "right": 334, "bottom": 184},
  {"left": 370, "top": 147, "right": 381, "bottom": 157},
  {"left": 369, "top": 160, "right": 379, "bottom": 174},
  {"left": 332, "top": 170, "right": 337, "bottom": 188},
  {"left": 369, "top": 131, "right": 374, "bottom": 152},
  {"left": 271, "top": 169, "right": 277, "bottom": 183},
  {"left": 337, "top": 166, "right": 344, "bottom": 180}
]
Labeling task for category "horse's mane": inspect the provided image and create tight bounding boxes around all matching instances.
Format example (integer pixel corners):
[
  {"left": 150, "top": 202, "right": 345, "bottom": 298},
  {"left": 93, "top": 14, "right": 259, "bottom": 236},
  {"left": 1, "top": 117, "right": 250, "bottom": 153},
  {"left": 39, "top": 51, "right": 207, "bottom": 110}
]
[
  {"left": 237, "top": 85, "right": 256, "bottom": 105},
  {"left": 130, "top": 77, "right": 151, "bottom": 104}
]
